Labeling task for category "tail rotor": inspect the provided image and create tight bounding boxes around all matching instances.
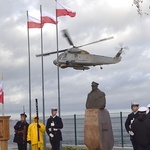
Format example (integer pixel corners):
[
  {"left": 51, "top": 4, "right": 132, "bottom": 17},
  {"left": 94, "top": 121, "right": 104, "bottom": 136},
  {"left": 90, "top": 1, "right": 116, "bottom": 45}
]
[{"left": 115, "top": 43, "right": 129, "bottom": 54}]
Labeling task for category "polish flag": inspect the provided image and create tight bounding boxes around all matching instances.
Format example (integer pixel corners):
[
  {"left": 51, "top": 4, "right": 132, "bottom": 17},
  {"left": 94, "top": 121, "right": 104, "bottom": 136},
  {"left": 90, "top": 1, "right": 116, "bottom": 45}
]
[
  {"left": 27, "top": 16, "right": 43, "bottom": 28},
  {"left": 0, "top": 81, "right": 4, "bottom": 104},
  {"left": 41, "top": 12, "right": 57, "bottom": 25},
  {"left": 56, "top": 1, "right": 76, "bottom": 17}
]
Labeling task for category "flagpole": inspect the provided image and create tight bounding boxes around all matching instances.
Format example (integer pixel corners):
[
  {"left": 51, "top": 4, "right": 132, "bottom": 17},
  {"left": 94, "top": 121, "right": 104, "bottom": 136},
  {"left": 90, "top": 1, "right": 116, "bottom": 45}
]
[
  {"left": 40, "top": 5, "right": 46, "bottom": 149},
  {"left": 2, "top": 104, "right": 4, "bottom": 116},
  {"left": 26, "top": 11, "right": 32, "bottom": 124},
  {"left": 55, "top": 1, "right": 62, "bottom": 150},
  {"left": 1, "top": 73, "right": 4, "bottom": 116},
  {"left": 23, "top": 105, "right": 25, "bottom": 113},
  {"left": 55, "top": 0, "right": 61, "bottom": 117}
]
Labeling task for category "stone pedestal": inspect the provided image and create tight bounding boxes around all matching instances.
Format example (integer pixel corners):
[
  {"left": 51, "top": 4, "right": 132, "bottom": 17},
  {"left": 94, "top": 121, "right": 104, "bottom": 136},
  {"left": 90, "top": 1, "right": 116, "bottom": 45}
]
[
  {"left": 0, "top": 141, "right": 8, "bottom": 150},
  {"left": 0, "top": 116, "right": 11, "bottom": 150},
  {"left": 84, "top": 109, "right": 114, "bottom": 150}
]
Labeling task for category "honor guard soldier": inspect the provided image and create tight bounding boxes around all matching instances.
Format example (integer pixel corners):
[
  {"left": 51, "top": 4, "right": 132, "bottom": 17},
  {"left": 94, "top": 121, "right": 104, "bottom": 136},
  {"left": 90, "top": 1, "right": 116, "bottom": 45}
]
[
  {"left": 46, "top": 108, "right": 63, "bottom": 150},
  {"left": 13, "top": 113, "right": 29, "bottom": 150},
  {"left": 131, "top": 107, "right": 150, "bottom": 150},
  {"left": 147, "top": 104, "right": 150, "bottom": 118},
  {"left": 125, "top": 102, "right": 139, "bottom": 150}
]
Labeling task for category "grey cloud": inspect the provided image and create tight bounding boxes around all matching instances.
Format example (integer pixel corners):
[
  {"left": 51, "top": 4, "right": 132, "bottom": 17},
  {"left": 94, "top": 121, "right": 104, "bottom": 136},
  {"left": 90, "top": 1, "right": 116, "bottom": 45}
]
[{"left": 0, "top": 0, "right": 150, "bottom": 119}]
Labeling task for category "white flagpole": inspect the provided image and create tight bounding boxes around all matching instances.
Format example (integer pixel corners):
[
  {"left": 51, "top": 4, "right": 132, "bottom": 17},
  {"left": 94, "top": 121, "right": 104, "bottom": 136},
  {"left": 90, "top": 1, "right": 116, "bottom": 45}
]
[
  {"left": 26, "top": 11, "right": 32, "bottom": 124},
  {"left": 40, "top": 5, "right": 46, "bottom": 149},
  {"left": 1, "top": 73, "right": 4, "bottom": 116},
  {"left": 2, "top": 103, "right": 4, "bottom": 116},
  {"left": 55, "top": 0, "right": 61, "bottom": 117},
  {"left": 55, "top": 1, "right": 62, "bottom": 150}
]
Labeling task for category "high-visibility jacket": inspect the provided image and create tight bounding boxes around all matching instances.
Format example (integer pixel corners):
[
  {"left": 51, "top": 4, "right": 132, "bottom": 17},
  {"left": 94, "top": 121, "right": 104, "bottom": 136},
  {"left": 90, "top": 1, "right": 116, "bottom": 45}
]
[{"left": 27, "top": 119, "right": 45, "bottom": 145}]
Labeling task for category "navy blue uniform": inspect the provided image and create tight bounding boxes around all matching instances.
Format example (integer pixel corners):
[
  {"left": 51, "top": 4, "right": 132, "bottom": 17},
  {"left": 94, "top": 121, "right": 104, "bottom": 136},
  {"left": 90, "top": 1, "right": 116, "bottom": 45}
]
[
  {"left": 132, "top": 114, "right": 150, "bottom": 150},
  {"left": 125, "top": 112, "right": 139, "bottom": 150},
  {"left": 147, "top": 111, "right": 150, "bottom": 119},
  {"left": 46, "top": 116, "right": 63, "bottom": 150},
  {"left": 13, "top": 121, "right": 29, "bottom": 150}
]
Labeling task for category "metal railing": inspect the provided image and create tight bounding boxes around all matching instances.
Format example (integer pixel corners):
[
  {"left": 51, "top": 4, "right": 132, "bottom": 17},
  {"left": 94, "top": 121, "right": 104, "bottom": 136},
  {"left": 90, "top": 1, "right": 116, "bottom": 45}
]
[{"left": 61, "top": 112, "right": 131, "bottom": 147}]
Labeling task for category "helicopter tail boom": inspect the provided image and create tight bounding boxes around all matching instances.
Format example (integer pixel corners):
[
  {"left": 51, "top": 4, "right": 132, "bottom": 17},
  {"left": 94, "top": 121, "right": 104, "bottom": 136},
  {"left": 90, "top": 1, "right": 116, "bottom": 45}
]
[
  {"left": 113, "top": 48, "right": 123, "bottom": 63},
  {"left": 115, "top": 48, "right": 123, "bottom": 58}
]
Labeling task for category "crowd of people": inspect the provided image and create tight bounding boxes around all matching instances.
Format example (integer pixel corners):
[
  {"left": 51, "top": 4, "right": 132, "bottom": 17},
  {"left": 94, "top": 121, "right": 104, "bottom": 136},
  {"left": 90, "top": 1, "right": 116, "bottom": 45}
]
[
  {"left": 125, "top": 103, "right": 150, "bottom": 150},
  {"left": 13, "top": 108, "right": 63, "bottom": 150}
]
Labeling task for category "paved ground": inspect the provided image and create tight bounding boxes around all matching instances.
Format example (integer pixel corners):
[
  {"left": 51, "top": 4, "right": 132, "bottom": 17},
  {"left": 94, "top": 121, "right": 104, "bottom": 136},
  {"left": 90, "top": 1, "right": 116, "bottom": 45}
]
[
  {"left": 113, "top": 148, "right": 133, "bottom": 150},
  {"left": 7, "top": 146, "right": 133, "bottom": 150},
  {"left": 8, "top": 148, "right": 133, "bottom": 150}
]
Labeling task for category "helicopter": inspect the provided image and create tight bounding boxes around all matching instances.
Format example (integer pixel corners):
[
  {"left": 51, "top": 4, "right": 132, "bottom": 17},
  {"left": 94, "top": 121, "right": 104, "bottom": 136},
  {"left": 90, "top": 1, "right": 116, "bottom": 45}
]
[{"left": 36, "top": 29, "right": 126, "bottom": 70}]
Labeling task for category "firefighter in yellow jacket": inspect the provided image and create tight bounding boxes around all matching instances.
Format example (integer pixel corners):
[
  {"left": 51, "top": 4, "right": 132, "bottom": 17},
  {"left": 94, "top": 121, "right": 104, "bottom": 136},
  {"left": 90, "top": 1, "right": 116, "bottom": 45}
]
[{"left": 27, "top": 116, "right": 45, "bottom": 150}]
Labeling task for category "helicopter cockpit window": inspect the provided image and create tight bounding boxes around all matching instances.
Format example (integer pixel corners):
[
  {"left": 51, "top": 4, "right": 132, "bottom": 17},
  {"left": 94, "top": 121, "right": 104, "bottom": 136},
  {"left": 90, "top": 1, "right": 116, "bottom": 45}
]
[
  {"left": 58, "top": 53, "right": 67, "bottom": 60},
  {"left": 64, "top": 52, "right": 67, "bottom": 57},
  {"left": 58, "top": 54, "right": 63, "bottom": 60}
]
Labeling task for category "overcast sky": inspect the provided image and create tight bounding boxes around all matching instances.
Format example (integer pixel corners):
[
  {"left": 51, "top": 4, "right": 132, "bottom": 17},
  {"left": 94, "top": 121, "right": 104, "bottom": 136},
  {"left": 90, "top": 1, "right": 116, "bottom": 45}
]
[{"left": 0, "top": 0, "right": 150, "bottom": 119}]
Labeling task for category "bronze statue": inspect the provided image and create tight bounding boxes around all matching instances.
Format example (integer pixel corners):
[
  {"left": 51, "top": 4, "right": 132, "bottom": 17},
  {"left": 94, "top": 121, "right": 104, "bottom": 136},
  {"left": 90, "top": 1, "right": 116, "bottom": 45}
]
[{"left": 86, "top": 81, "right": 106, "bottom": 109}]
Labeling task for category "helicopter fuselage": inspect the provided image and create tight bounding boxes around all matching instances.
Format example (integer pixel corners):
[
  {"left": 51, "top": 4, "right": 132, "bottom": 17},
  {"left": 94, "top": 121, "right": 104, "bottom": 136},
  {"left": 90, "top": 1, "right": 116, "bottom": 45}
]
[{"left": 53, "top": 50, "right": 122, "bottom": 70}]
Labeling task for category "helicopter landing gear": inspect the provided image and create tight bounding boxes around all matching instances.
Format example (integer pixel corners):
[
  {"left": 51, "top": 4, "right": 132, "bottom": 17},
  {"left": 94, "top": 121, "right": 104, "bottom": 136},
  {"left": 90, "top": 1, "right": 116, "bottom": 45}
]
[{"left": 100, "top": 66, "right": 103, "bottom": 69}]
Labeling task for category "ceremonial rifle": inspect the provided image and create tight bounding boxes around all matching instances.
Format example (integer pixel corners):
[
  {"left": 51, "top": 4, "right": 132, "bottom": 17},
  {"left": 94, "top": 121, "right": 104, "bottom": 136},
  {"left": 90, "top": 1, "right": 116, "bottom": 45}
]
[{"left": 35, "top": 98, "right": 40, "bottom": 150}]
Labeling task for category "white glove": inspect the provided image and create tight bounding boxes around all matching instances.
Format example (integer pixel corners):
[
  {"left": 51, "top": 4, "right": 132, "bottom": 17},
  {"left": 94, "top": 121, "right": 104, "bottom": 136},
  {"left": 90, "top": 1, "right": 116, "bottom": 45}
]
[
  {"left": 48, "top": 128, "right": 51, "bottom": 132},
  {"left": 53, "top": 128, "right": 58, "bottom": 131},
  {"left": 49, "top": 133, "right": 54, "bottom": 138},
  {"left": 129, "top": 131, "right": 134, "bottom": 136},
  {"left": 51, "top": 122, "right": 55, "bottom": 127},
  {"left": 131, "top": 119, "right": 134, "bottom": 124}
]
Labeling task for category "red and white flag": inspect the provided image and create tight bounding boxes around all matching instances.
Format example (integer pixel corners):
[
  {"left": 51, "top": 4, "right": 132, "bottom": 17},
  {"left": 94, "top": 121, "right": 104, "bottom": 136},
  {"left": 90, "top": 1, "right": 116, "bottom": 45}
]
[
  {"left": 56, "top": 1, "right": 76, "bottom": 17},
  {"left": 41, "top": 12, "right": 57, "bottom": 25},
  {"left": 27, "top": 16, "right": 43, "bottom": 28},
  {"left": 0, "top": 81, "right": 4, "bottom": 104}
]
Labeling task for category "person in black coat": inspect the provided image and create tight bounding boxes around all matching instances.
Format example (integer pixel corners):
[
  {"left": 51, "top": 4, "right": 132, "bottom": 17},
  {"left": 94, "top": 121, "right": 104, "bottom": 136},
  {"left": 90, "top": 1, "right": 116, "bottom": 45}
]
[
  {"left": 147, "top": 104, "right": 150, "bottom": 119},
  {"left": 46, "top": 108, "right": 63, "bottom": 150},
  {"left": 125, "top": 102, "right": 139, "bottom": 150},
  {"left": 131, "top": 107, "right": 150, "bottom": 150},
  {"left": 13, "top": 113, "right": 29, "bottom": 150}
]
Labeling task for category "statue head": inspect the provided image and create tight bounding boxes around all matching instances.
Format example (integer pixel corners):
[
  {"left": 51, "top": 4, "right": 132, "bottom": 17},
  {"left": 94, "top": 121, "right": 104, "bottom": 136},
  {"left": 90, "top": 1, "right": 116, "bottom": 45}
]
[{"left": 91, "top": 81, "right": 99, "bottom": 91}]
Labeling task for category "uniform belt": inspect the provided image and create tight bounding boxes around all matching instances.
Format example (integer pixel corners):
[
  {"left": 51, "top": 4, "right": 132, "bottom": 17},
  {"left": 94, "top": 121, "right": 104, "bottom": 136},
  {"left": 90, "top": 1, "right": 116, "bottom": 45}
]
[
  {"left": 53, "top": 129, "right": 60, "bottom": 132},
  {"left": 16, "top": 130, "right": 23, "bottom": 134},
  {"left": 49, "top": 128, "right": 60, "bottom": 132}
]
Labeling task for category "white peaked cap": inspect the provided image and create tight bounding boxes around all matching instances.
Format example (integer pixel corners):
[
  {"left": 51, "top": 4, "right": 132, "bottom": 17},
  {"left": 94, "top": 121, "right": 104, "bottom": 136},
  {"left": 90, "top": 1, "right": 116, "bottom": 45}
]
[
  {"left": 147, "top": 104, "right": 150, "bottom": 108},
  {"left": 51, "top": 107, "right": 57, "bottom": 111},
  {"left": 131, "top": 102, "right": 139, "bottom": 106},
  {"left": 138, "top": 106, "right": 147, "bottom": 112}
]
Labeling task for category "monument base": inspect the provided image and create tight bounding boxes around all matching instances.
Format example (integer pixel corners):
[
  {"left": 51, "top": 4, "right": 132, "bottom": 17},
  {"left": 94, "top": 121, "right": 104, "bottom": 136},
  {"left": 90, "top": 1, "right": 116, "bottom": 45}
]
[
  {"left": 84, "top": 109, "right": 114, "bottom": 150},
  {"left": 0, "top": 141, "right": 8, "bottom": 150}
]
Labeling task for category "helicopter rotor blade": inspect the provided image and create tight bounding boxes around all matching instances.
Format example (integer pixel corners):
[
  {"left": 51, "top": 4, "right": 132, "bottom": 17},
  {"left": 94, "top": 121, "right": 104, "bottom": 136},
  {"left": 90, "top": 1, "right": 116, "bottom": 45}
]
[
  {"left": 36, "top": 49, "right": 67, "bottom": 57},
  {"left": 77, "top": 36, "right": 114, "bottom": 48},
  {"left": 116, "top": 43, "right": 129, "bottom": 50},
  {"left": 62, "top": 29, "right": 75, "bottom": 47},
  {"left": 123, "top": 46, "right": 129, "bottom": 50},
  {"left": 118, "top": 42, "right": 123, "bottom": 48}
]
